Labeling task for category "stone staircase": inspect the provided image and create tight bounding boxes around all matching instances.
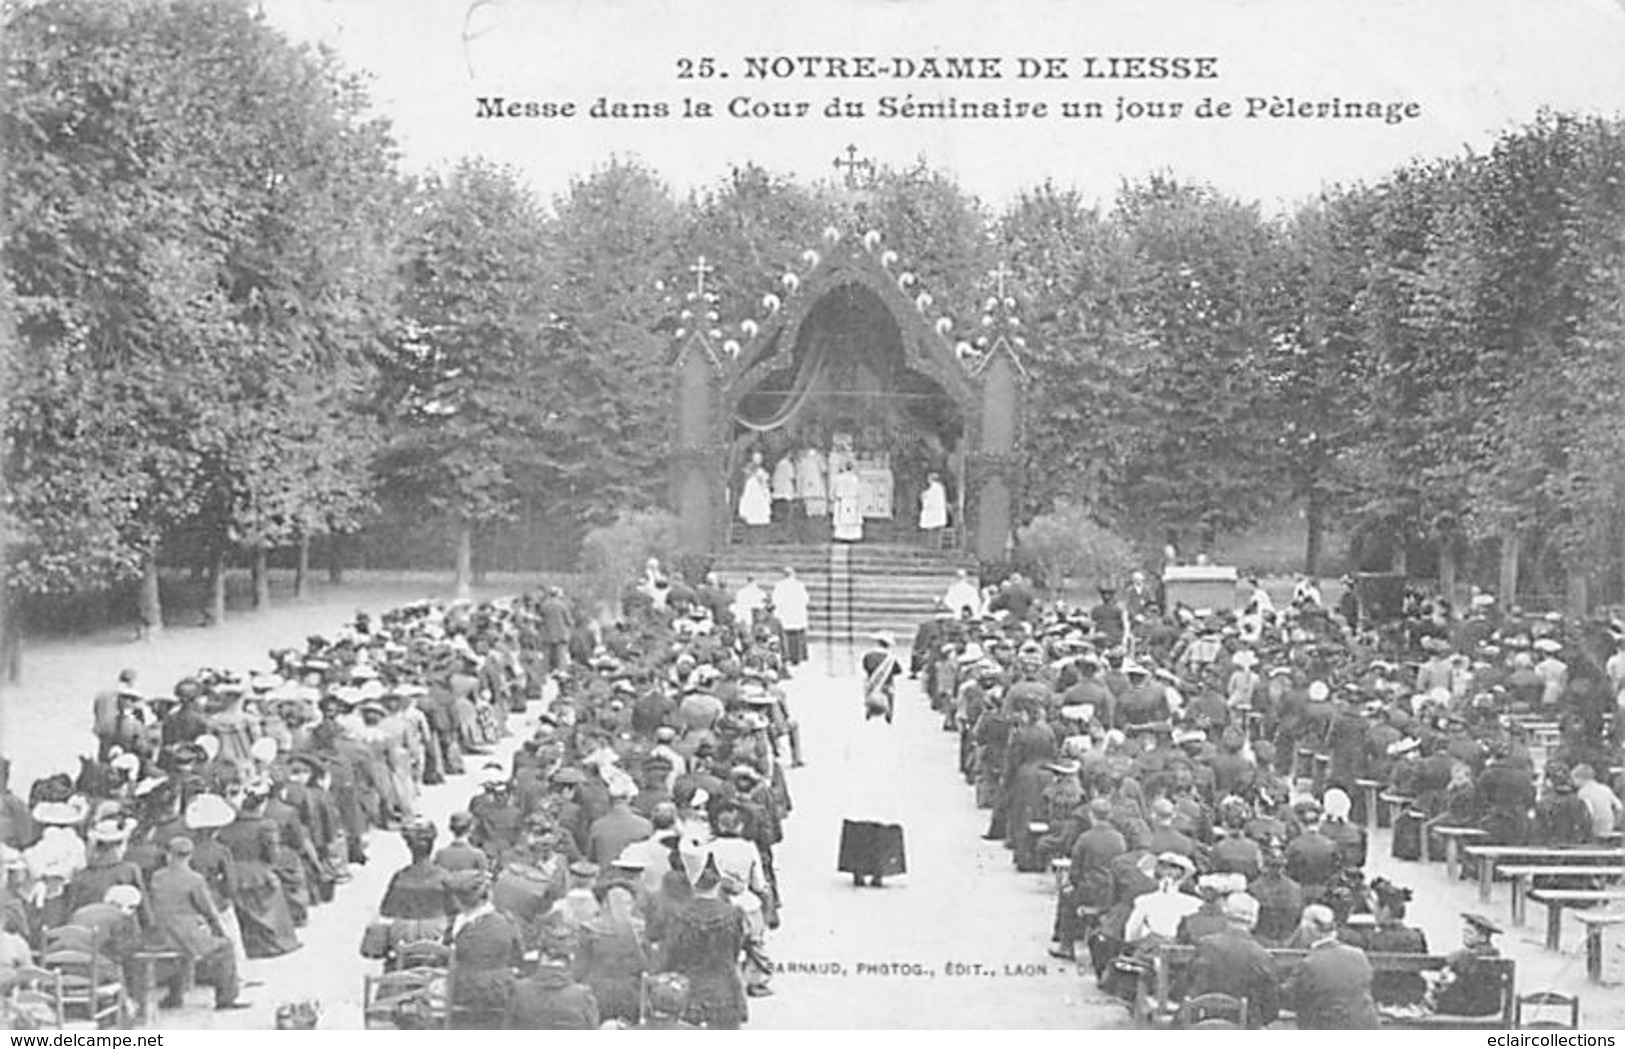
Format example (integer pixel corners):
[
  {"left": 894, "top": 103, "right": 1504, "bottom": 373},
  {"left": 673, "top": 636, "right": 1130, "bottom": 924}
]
[{"left": 712, "top": 543, "right": 976, "bottom": 646}]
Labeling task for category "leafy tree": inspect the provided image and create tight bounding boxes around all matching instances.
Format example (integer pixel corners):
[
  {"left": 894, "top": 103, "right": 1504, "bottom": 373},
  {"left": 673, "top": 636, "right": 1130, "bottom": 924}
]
[
  {"left": 1015, "top": 501, "right": 1138, "bottom": 593},
  {"left": 1109, "top": 177, "right": 1283, "bottom": 549},
  {"left": 998, "top": 182, "right": 1157, "bottom": 523},
  {"left": 3, "top": 0, "right": 401, "bottom": 643},
  {"left": 544, "top": 161, "right": 690, "bottom": 535},
  {"left": 1256, "top": 193, "right": 1370, "bottom": 575},
  {"left": 377, "top": 159, "right": 558, "bottom": 598}
]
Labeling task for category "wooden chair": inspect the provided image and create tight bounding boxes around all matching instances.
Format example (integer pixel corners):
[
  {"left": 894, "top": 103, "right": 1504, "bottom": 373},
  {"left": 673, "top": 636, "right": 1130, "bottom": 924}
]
[
  {"left": 1515, "top": 991, "right": 1580, "bottom": 1030},
  {"left": 39, "top": 925, "right": 127, "bottom": 1028},
  {"left": 364, "top": 940, "right": 453, "bottom": 1030},
  {"left": 1175, "top": 992, "right": 1248, "bottom": 1029},
  {"left": 6, "top": 966, "right": 65, "bottom": 1029}
]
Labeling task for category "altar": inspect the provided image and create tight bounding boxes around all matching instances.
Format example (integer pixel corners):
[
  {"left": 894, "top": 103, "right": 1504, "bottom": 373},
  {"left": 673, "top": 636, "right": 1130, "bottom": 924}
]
[
  {"left": 856, "top": 461, "right": 894, "bottom": 519},
  {"left": 671, "top": 227, "right": 1027, "bottom": 559}
]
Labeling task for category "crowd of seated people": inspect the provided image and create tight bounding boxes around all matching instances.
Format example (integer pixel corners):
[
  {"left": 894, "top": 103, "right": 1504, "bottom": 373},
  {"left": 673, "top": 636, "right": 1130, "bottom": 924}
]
[
  {"left": 0, "top": 578, "right": 805, "bottom": 1030},
  {"left": 910, "top": 573, "right": 1624, "bottom": 1026}
]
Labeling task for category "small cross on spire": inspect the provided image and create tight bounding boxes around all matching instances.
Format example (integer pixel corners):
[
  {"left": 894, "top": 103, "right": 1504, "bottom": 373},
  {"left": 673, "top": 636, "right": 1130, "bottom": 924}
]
[
  {"left": 688, "top": 255, "right": 715, "bottom": 297},
  {"left": 989, "top": 262, "right": 1014, "bottom": 300},
  {"left": 833, "top": 145, "right": 875, "bottom": 190}
]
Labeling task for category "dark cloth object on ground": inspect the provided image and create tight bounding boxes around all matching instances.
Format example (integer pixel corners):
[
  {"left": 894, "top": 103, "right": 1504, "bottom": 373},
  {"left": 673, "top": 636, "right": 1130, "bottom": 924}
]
[{"left": 837, "top": 820, "right": 907, "bottom": 879}]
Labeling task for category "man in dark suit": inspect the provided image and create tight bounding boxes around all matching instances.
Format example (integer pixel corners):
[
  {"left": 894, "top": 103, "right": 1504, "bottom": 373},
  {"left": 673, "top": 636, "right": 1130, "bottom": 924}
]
[
  {"left": 1051, "top": 798, "right": 1127, "bottom": 960},
  {"left": 537, "top": 588, "right": 575, "bottom": 676},
  {"left": 1188, "top": 892, "right": 1278, "bottom": 1027},
  {"left": 1287, "top": 904, "right": 1380, "bottom": 1029},
  {"left": 148, "top": 836, "right": 247, "bottom": 1010}
]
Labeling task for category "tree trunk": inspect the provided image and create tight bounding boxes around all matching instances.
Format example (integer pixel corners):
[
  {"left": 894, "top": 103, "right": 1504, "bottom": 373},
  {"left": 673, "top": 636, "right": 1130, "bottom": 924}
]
[
  {"left": 1392, "top": 538, "right": 1408, "bottom": 576},
  {"left": 472, "top": 525, "right": 488, "bottom": 586},
  {"left": 251, "top": 547, "right": 270, "bottom": 610},
  {"left": 207, "top": 549, "right": 227, "bottom": 626},
  {"left": 1498, "top": 527, "right": 1521, "bottom": 607},
  {"left": 454, "top": 519, "right": 474, "bottom": 602},
  {"left": 1303, "top": 491, "right": 1325, "bottom": 579},
  {"left": 1567, "top": 562, "right": 1590, "bottom": 618},
  {"left": 0, "top": 586, "right": 21, "bottom": 686},
  {"left": 1439, "top": 533, "right": 1458, "bottom": 618},
  {"left": 294, "top": 533, "right": 310, "bottom": 599},
  {"left": 139, "top": 552, "right": 163, "bottom": 639},
  {"left": 327, "top": 533, "right": 344, "bottom": 585}
]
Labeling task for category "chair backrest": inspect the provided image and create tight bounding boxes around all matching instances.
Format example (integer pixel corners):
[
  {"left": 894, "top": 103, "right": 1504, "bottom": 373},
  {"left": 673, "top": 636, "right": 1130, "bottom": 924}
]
[
  {"left": 1178, "top": 992, "right": 1248, "bottom": 1029},
  {"left": 1516, "top": 991, "right": 1580, "bottom": 1030},
  {"left": 43, "top": 927, "right": 97, "bottom": 955},
  {"left": 7, "top": 966, "right": 64, "bottom": 1028},
  {"left": 395, "top": 940, "right": 451, "bottom": 970}
]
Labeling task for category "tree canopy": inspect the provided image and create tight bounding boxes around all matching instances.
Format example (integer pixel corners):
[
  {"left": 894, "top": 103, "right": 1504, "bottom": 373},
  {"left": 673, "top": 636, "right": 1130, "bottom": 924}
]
[{"left": 6, "top": 0, "right": 1625, "bottom": 637}]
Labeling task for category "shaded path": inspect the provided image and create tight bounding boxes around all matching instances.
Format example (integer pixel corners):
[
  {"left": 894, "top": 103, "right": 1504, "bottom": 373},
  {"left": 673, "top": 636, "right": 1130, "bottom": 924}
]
[{"left": 749, "top": 646, "right": 1126, "bottom": 1028}]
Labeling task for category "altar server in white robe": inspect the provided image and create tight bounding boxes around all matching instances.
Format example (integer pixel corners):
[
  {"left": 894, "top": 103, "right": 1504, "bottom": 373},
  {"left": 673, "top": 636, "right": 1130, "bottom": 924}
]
[
  {"left": 771, "top": 568, "right": 811, "bottom": 666},
  {"left": 770, "top": 452, "right": 797, "bottom": 525},
  {"left": 831, "top": 462, "right": 864, "bottom": 543},
  {"left": 737, "top": 450, "right": 772, "bottom": 528},
  {"left": 918, "top": 471, "right": 949, "bottom": 542},
  {"left": 797, "top": 447, "right": 828, "bottom": 517}
]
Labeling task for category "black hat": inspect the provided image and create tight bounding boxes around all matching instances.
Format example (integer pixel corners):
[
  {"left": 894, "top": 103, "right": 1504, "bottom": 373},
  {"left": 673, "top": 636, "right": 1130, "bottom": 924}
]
[{"left": 1462, "top": 912, "right": 1502, "bottom": 936}]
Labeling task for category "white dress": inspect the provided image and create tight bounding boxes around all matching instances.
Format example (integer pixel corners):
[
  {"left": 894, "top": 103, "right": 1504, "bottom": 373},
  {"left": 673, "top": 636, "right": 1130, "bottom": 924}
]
[
  {"left": 738, "top": 465, "right": 772, "bottom": 526},
  {"left": 831, "top": 470, "right": 863, "bottom": 541},
  {"left": 918, "top": 481, "right": 948, "bottom": 530},
  {"left": 797, "top": 449, "right": 828, "bottom": 516}
]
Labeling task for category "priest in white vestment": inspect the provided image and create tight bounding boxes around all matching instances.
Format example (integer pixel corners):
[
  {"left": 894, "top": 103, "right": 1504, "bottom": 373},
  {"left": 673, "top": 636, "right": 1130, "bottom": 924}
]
[
  {"left": 797, "top": 447, "right": 828, "bottom": 517},
  {"left": 831, "top": 462, "right": 864, "bottom": 542},
  {"left": 918, "top": 471, "right": 948, "bottom": 542},
  {"left": 770, "top": 453, "right": 797, "bottom": 525},
  {"left": 737, "top": 451, "right": 772, "bottom": 528}
]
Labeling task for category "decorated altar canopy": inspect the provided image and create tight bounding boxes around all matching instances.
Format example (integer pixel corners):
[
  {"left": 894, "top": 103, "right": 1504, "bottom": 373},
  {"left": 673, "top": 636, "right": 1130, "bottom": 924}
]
[{"left": 666, "top": 220, "right": 1031, "bottom": 559}]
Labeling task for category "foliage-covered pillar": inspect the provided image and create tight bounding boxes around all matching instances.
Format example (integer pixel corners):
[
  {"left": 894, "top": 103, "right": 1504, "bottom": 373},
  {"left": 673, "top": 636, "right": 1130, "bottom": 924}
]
[
  {"left": 971, "top": 349, "right": 1026, "bottom": 562},
  {"left": 1498, "top": 527, "right": 1521, "bottom": 605},
  {"left": 671, "top": 336, "right": 724, "bottom": 554}
]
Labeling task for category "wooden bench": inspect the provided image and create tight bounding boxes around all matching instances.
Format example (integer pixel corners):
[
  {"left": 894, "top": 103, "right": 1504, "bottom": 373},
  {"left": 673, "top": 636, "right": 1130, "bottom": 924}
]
[
  {"left": 1354, "top": 779, "right": 1384, "bottom": 830},
  {"left": 1135, "top": 942, "right": 1516, "bottom": 1029},
  {"left": 1427, "top": 826, "right": 1488, "bottom": 878},
  {"left": 1468, "top": 845, "right": 1625, "bottom": 903},
  {"left": 1574, "top": 910, "right": 1625, "bottom": 985},
  {"left": 1498, "top": 865, "right": 1625, "bottom": 927},
  {"left": 1527, "top": 889, "right": 1625, "bottom": 951}
]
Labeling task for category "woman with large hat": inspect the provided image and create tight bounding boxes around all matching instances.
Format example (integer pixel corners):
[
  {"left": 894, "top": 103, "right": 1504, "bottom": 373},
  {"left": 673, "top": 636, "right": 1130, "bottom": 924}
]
[
  {"left": 63, "top": 816, "right": 144, "bottom": 918},
  {"left": 24, "top": 794, "right": 88, "bottom": 930},
  {"left": 213, "top": 786, "right": 301, "bottom": 958}
]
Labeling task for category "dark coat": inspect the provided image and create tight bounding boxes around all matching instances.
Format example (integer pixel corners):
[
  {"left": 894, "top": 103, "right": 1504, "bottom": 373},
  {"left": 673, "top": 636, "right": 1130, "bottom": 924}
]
[
  {"left": 1288, "top": 940, "right": 1381, "bottom": 1029},
  {"left": 505, "top": 967, "right": 600, "bottom": 1030},
  {"left": 148, "top": 864, "right": 231, "bottom": 959},
  {"left": 1190, "top": 927, "right": 1279, "bottom": 1027},
  {"left": 538, "top": 596, "right": 574, "bottom": 644}
]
